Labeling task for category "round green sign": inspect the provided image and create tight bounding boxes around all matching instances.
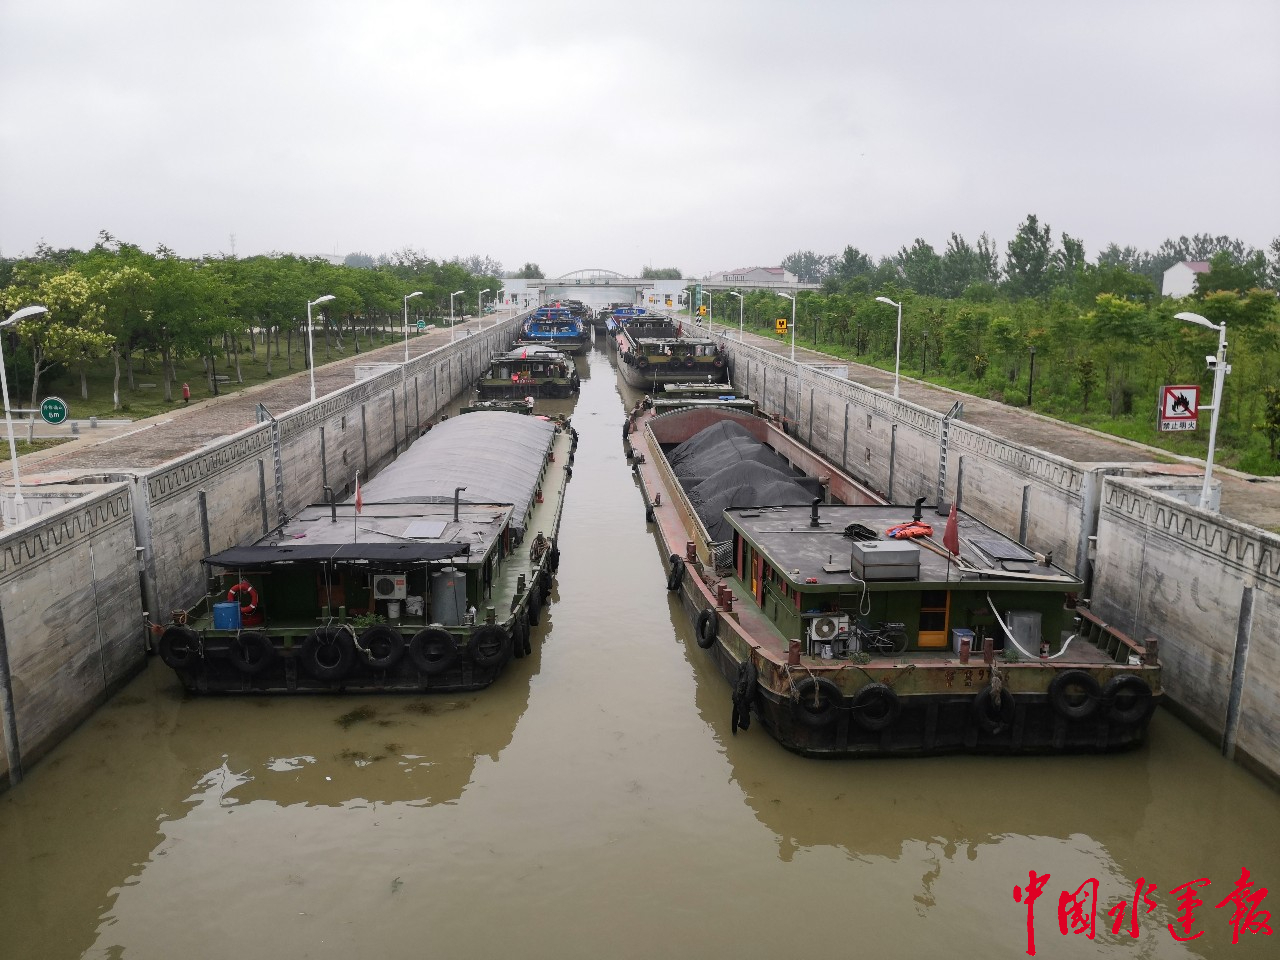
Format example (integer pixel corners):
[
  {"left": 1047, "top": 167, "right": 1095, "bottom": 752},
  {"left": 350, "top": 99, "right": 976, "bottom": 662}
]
[
  {"left": 416, "top": 320, "right": 427, "bottom": 331},
  {"left": 41, "top": 396, "right": 69, "bottom": 425}
]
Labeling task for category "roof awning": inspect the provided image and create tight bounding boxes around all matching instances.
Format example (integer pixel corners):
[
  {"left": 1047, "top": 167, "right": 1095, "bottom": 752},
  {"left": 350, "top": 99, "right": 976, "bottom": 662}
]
[{"left": 205, "top": 542, "right": 470, "bottom": 567}]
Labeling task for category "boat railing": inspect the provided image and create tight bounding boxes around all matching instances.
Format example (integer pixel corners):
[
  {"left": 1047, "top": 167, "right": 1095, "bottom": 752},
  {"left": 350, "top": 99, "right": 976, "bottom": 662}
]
[
  {"left": 645, "top": 420, "right": 716, "bottom": 568},
  {"left": 1075, "top": 607, "right": 1159, "bottom": 666}
]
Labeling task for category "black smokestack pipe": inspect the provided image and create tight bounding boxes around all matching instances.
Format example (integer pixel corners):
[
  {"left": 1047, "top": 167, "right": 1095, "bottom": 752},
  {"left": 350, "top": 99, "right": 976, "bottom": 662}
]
[
  {"left": 810, "top": 497, "right": 821, "bottom": 528},
  {"left": 324, "top": 486, "right": 336, "bottom": 523},
  {"left": 912, "top": 496, "right": 926, "bottom": 522},
  {"left": 454, "top": 486, "right": 467, "bottom": 522}
]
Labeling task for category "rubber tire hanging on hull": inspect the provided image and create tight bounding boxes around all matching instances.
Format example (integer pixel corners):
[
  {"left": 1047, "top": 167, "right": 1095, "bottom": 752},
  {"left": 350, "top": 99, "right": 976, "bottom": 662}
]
[
  {"left": 792, "top": 677, "right": 842, "bottom": 728},
  {"left": 467, "top": 625, "right": 511, "bottom": 669},
  {"left": 972, "top": 684, "right": 1016, "bottom": 734},
  {"left": 1048, "top": 669, "right": 1101, "bottom": 720},
  {"left": 159, "top": 625, "right": 200, "bottom": 670},
  {"left": 1103, "top": 674, "right": 1154, "bottom": 725},
  {"left": 527, "top": 585, "right": 543, "bottom": 626},
  {"left": 850, "top": 682, "right": 900, "bottom": 732},
  {"left": 228, "top": 631, "right": 275, "bottom": 675},
  {"left": 731, "top": 659, "right": 758, "bottom": 734},
  {"left": 667, "top": 555, "right": 685, "bottom": 592},
  {"left": 358, "top": 625, "right": 405, "bottom": 670},
  {"left": 409, "top": 628, "right": 458, "bottom": 675},
  {"left": 695, "top": 608, "right": 717, "bottom": 649},
  {"left": 303, "top": 626, "right": 356, "bottom": 681}
]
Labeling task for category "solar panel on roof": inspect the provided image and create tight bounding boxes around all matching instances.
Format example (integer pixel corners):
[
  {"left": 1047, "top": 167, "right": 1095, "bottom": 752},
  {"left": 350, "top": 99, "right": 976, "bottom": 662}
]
[{"left": 968, "top": 536, "right": 1036, "bottom": 562}]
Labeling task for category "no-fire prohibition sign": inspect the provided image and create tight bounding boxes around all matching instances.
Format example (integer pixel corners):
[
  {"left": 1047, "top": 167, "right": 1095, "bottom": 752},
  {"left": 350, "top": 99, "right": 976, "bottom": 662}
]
[{"left": 1158, "top": 384, "right": 1199, "bottom": 432}]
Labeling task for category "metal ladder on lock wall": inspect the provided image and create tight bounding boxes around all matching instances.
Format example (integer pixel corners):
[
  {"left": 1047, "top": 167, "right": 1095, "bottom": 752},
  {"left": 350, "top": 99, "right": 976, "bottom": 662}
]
[{"left": 935, "top": 400, "right": 963, "bottom": 504}]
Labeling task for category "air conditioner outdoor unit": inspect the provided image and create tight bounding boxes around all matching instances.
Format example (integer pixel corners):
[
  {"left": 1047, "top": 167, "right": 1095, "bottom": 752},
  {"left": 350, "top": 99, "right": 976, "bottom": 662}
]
[
  {"left": 373, "top": 574, "right": 407, "bottom": 600},
  {"left": 807, "top": 614, "right": 850, "bottom": 650}
]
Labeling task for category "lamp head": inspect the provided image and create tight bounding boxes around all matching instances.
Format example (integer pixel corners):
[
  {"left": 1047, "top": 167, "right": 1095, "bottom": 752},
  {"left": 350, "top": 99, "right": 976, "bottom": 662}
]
[
  {"left": 3, "top": 305, "right": 49, "bottom": 327},
  {"left": 452, "top": 289, "right": 466, "bottom": 296},
  {"left": 875, "top": 296, "right": 899, "bottom": 307},
  {"left": 312, "top": 294, "right": 336, "bottom": 306},
  {"left": 407, "top": 290, "right": 423, "bottom": 299}
]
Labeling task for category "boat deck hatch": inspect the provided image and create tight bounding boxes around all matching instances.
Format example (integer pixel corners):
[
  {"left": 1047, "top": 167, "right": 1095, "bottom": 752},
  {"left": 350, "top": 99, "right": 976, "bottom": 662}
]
[{"left": 405, "top": 520, "right": 448, "bottom": 539}]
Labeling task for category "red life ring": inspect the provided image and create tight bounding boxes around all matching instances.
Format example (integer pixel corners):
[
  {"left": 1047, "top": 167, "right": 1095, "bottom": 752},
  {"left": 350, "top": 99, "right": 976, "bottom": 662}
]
[{"left": 227, "top": 581, "right": 259, "bottom": 614}]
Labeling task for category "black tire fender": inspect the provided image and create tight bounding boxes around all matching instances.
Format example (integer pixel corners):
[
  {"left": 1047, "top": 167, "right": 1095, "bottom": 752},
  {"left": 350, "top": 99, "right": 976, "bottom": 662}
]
[
  {"left": 1048, "top": 669, "right": 1102, "bottom": 720},
  {"left": 527, "top": 584, "right": 543, "bottom": 626},
  {"left": 851, "top": 682, "right": 901, "bottom": 732},
  {"left": 792, "top": 677, "right": 843, "bottom": 728},
  {"left": 228, "top": 630, "right": 275, "bottom": 676},
  {"left": 667, "top": 555, "right": 685, "bottom": 592},
  {"left": 159, "top": 625, "right": 201, "bottom": 670},
  {"left": 408, "top": 627, "right": 458, "bottom": 675},
  {"left": 358, "top": 625, "right": 405, "bottom": 670},
  {"left": 731, "top": 659, "right": 759, "bottom": 734},
  {"left": 1103, "top": 674, "right": 1155, "bottom": 725},
  {"left": 467, "top": 625, "right": 511, "bottom": 669},
  {"left": 696, "top": 608, "right": 717, "bottom": 649},
  {"left": 303, "top": 626, "right": 355, "bottom": 681},
  {"left": 972, "top": 684, "right": 1017, "bottom": 734}
]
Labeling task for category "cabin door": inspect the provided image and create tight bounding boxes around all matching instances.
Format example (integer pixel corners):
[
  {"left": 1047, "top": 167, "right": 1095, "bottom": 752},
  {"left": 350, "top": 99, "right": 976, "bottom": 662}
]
[{"left": 917, "top": 589, "right": 950, "bottom": 648}]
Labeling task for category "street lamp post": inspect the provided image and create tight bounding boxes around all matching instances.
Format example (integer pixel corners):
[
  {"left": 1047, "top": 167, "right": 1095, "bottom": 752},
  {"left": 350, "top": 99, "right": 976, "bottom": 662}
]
[
  {"left": 1027, "top": 344, "right": 1037, "bottom": 407},
  {"left": 701, "top": 290, "right": 712, "bottom": 335},
  {"left": 728, "top": 291, "right": 743, "bottom": 340},
  {"left": 875, "top": 296, "right": 903, "bottom": 398},
  {"left": 1176, "top": 311, "right": 1230, "bottom": 512},
  {"left": 306, "top": 294, "right": 336, "bottom": 403},
  {"left": 477, "top": 289, "right": 490, "bottom": 333},
  {"left": 449, "top": 289, "right": 466, "bottom": 341},
  {"left": 403, "top": 291, "right": 423, "bottom": 362},
  {"left": 776, "top": 291, "right": 796, "bottom": 361},
  {"left": 1, "top": 305, "right": 48, "bottom": 524},
  {"left": 496, "top": 287, "right": 506, "bottom": 319}
]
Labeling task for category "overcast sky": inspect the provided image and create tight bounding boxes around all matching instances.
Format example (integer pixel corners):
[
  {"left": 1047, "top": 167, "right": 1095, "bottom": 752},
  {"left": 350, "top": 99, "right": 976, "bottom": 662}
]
[{"left": 2, "top": 0, "right": 1276, "bottom": 278}]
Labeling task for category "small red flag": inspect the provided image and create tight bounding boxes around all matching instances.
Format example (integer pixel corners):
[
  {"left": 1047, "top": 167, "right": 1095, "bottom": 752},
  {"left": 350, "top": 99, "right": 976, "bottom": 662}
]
[
  {"left": 521, "top": 347, "right": 527, "bottom": 359},
  {"left": 942, "top": 503, "right": 959, "bottom": 556},
  {"left": 355, "top": 475, "right": 363, "bottom": 514}
]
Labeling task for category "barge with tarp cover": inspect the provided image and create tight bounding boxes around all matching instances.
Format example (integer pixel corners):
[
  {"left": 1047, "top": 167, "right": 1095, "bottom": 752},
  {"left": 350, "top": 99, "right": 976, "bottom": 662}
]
[
  {"left": 626, "top": 401, "right": 1162, "bottom": 757},
  {"left": 158, "top": 410, "right": 574, "bottom": 693}
]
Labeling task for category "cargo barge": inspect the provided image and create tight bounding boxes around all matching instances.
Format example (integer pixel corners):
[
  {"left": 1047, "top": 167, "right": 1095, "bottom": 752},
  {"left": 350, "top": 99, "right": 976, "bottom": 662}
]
[
  {"left": 158, "top": 410, "right": 574, "bottom": 694},
  {"left": 626, "top": 401, "right": 1162, "bottom": 756},
  {"left": 612, "top": 313, "right": 728, "bottom": 390}
]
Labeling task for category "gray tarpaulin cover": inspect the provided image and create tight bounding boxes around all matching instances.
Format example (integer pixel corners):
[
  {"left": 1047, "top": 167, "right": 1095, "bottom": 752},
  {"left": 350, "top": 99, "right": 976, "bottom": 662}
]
[
  {"left": 668, "top": 420, "right": 820, "bottom": 541},
  {"left": 356, "top": 411, "right": 554, "bottom": 531}
]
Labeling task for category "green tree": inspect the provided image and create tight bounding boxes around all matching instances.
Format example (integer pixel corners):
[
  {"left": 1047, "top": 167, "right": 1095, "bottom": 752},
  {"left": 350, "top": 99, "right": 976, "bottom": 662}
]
[
  {"left": 781, "top": 250, "right": 833, "bottom": 283},
  {"left": 24, "top": 270, "right": 113, "bottom": 403},
  {"left": 514, "top": 262, "right": 545, "bottom": 279},
  {"left": 640, "top": 267, "right": 682, "bottom": 279},
  {"left": 1196, "top": 250, "right": 1267, "bottom": 295},
  {"left": 1004, "top": 214, "right": 1053, "bottom": 298}
]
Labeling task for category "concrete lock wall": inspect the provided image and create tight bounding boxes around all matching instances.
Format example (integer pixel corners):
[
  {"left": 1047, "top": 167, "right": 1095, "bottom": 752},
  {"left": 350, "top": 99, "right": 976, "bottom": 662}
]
[
  {"left": 1092, "top": 478, "right": 1280, "bottom": 787},
  {"left": 0, "top": 484, "right": 141, "bottom": 787},
  {"left": 0, "top": 322, "right": 517, "bottom": 788}
]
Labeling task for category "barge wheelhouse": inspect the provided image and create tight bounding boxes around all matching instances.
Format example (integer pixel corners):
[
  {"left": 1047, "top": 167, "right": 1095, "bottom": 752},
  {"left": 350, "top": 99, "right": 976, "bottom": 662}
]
[
  {"left": 159, "top": 411, "right": 574, "bottom": 694},
  {"left": 628, "top": 403, "right": 1162, "bottom": 757},
  {"left": 478, "top": 343, "right": 580, "bottom": 398}
]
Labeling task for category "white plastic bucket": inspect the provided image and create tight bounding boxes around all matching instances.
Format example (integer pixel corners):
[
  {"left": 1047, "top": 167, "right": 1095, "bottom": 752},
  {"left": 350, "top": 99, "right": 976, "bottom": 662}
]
[{"left": 386, "top": 600, "right": 402, "bottom": 620}]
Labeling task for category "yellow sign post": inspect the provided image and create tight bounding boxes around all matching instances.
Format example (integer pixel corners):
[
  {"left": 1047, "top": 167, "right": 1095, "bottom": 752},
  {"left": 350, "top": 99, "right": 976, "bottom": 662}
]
[{"left": 775, "top": 318, "right": 788, "bottom": 334}]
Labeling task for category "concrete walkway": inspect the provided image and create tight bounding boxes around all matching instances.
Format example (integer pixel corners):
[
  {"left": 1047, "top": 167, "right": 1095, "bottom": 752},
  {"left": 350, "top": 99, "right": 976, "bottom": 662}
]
[{"left": 0, "top": 314, "right": 501, "bottom": 480}]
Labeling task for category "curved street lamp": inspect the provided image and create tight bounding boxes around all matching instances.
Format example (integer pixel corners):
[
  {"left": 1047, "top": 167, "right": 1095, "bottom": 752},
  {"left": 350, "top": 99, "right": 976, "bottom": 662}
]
[
  {"left": 477, "top": 289, "right": 491, "bottom": 333},
  {"left": 403, "top": 291, "right": 423, "bottom": 362},
  {"left": 776, "top": 291, "right": 796, "bottom": 361},
  {"left": 875, "top": 296, "right": 903, "bottom": 398},
  {"left": 306, "top": 294, "right": 336, "bottom": 403},
  {"left": 1175, "top": 311, "right": 1230, "bottom": 511},
  {"left": 728, "top": 291, "right": 743, "bottom": 340},
  {"left": 449, "top": 289, "right": 466, "bottom": 341},
  {"left": 1, "top": 305, "right": 49, "bottom": 523}
]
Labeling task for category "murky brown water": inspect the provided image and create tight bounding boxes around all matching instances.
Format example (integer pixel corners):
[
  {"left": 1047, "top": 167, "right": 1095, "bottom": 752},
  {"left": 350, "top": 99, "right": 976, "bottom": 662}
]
[{"left": 3, "top": 340, "right": 1278, "bottom": 960}]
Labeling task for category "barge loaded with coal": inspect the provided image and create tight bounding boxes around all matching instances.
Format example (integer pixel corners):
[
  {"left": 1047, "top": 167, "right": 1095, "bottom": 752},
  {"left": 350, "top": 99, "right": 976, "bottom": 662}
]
[
  {"left": 158, "top": 410, "right": 574, "bottom": 693},
  {"left": 625, "top": 401, "right": 1162, "bottom": 756}
]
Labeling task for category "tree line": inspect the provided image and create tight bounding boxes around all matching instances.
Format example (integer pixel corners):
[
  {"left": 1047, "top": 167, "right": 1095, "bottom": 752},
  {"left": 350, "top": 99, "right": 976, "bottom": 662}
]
[{"left": 0, "top": 234, "right": 500, "bottom": 408}]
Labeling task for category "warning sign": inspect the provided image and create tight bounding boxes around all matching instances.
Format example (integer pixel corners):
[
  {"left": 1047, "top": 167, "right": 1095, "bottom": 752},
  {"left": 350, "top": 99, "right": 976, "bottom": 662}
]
[
  {"left": 1158, "top": 384, "right": 1199, "bottom": 432},
  {"left": 775, "top": 317, "right": 788, "bottom": 334}
]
